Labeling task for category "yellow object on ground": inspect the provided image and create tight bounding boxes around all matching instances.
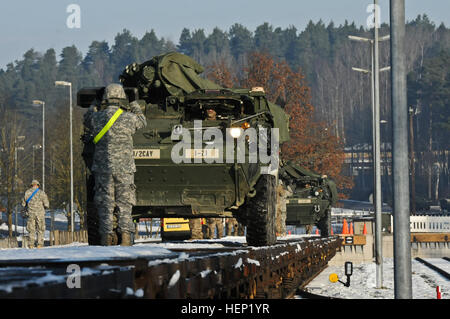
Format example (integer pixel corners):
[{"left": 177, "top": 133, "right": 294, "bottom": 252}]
[
  {"left": 161, "top": 218, "right": 191, "bottom": 241},
  {"left": 329, "top": 273, "right": 339, "bottom": 283}
]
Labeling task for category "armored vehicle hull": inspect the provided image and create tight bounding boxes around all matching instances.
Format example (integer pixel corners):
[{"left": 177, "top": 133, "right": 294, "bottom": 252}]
[{"left": 280, "top": 162, "right": 337, "bottom": 236}]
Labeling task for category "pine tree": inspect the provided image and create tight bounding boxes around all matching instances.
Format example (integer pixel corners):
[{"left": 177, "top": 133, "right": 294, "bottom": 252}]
[
  {"left": 178, "top": 28, "right": 192, "bottom": 56},
  {"left": 229, "top": 23, "right": 254, "bottom": 60},
  {"left": 110, "top": 29, "right": 139, "bottom": 80},
  {"left": 139, "top": 30, "right": 166, "bottom": 61}
]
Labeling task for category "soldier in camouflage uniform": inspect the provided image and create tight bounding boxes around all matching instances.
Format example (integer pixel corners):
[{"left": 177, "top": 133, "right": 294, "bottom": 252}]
[
  {"left": 189, "top": 218, "right": 203, "bottom": 239},
  {"left": 206, "top": 217, "right": 224, "bottom": 239},
  {"left": 85, "top": 83, "right": 147, "bottom": 246},
  {"left": 225, "top": 218, "right": 236, "bottom": 236},
  {"left": 201, "top": 107, "right": 224, "bottom": 240},
  {"left": 21, "top": 180, "right": 49, "bottom": 248},
  {"left": 276, "top": 182, "right": 289, "bottom": 236},
  {"left": 225, "top": 218, "right": 245, "bottom": 236}
]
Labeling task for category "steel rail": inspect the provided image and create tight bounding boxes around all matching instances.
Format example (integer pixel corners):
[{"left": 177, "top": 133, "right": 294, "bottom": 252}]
[{"left": 415, "top": 257, "right": 450, "bottom": 280}]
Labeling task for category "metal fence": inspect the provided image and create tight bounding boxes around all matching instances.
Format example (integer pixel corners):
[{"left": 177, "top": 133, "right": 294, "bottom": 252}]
[{"left": 409, "top": 215, "right": 450, "bottom": 233}]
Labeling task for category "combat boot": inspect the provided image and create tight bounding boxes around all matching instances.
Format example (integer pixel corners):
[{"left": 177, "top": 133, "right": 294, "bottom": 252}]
[
  {"left": 100, "top": 233, "right": 114, "bottom": 246},
  {"left": 120, "top": 232, "right": 132, "bottom": 246}
]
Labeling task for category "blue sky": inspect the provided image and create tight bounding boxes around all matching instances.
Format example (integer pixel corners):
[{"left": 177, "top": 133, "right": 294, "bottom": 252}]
[{"left": 0, "top": 0, "right": 449, "bottom": 68}]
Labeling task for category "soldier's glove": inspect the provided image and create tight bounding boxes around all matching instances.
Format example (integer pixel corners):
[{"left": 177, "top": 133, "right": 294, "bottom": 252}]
[
  {"left": 21, "top": 206, "right": 29, "bottom": 218},
  {"left": 81, "top": 132, "right": 94, "bottom": 143},
  {"left": 88, "top": 105, "right": 98, "bottom": 112},
  {"left": 129, "top": 101, "right": 142, "bottom": 113}
]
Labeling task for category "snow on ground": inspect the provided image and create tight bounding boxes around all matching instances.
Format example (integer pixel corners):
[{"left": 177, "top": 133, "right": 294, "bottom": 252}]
[
  {"left": 0, "top": 212, "right": 80, "bottom": 240},
  {"left": 305, "top": 258, "right": 450, "bottom": 299},
  {"left": 421, "top": 258, "right": 450, "bottom": 273},
  {"left": 0, "top": 237, "right": 246, "bottom": 262},
  {"left": 0, "top": 234, "right": 317, "bottom": 262},
  {"left": 0, "top": 243, "right": 175, "bottom": 262}
]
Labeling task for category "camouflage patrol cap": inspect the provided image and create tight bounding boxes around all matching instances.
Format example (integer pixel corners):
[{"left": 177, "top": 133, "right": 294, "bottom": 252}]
[
  {"left": 103, "top": 83, "right": 126, "bottom": 100},
  {"left": 30, "top": 179, "right": 40, "bottom": 186}
]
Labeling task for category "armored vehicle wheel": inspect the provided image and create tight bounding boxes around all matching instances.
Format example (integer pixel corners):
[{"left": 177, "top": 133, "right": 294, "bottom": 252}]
[
  {"left": 246, "top": 174, "right": 277, "bottom": 246},
  {"left": 317, "top": 209, "right": 332, "bottom": 237},
  {"left": 86, "top": 174, "right": 101, "bottom": 245}
]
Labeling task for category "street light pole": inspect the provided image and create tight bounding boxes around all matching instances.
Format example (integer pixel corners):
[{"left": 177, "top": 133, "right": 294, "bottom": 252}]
[
  {"left": 32, "top": 145, "right": 42, "bottom": 180},
  {"left": 32, "top": 100, "right": 45, "bottom": 192},
  {"left": 43, "top": 101, "right": 45, "bottom": 192},
  {"left": 55, "top": 81, "right": 74, "bottom": 241},
  {"left": 390, "top": 0, "right": 412, "bottom": 299},
  {"left": 349, "top": 9, "right": 390, "bottom": 287},
  {"left": 14, "top": 136, "right": 25, "bottom": 237},
  {"left": 409, "top": 107, "right": 416, "bottom": 215},
  {"left": 373, "top": 0, "right": 384, "bottom": 290}
]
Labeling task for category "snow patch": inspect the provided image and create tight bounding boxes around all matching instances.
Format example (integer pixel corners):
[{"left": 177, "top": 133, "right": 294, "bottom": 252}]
[
  {"left": 200, "top": 269, "right": 212, "bottom": 278},
  {"left": 234, "top": 258, "right": 243, "bottom": 269},
  {"left": 125, "top": 287, "right": 144, "bottom": 297},
  {"left": 246, "top": 258, "right": 260, "bottom": 266},
  {"left": 178, "top": 252, "right": 189, "bottom": 260},
  {"left": 135, "top": 289, "right": 144, "bottom": 298},
  {"left": 168, "top": 270, "right": 180, "bottom": 287}
]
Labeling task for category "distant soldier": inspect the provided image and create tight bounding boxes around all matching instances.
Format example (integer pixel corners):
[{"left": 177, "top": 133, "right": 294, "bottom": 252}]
[
  {"left": 225, "top": 218, "right": 245, "bottom": 236},
  {"left": 206, "top": 217, "right": 224, "bottom": 239},
  {"left": 225, "top": 218, "right": 236, "bottom": 236},
  {"left": 276, "top": 181, "right": 290, "bottom": 236},
  {"left": 189, "top": 218, "right": 203, "bottom": 240},
  {"left": 205, "top": 107, "right": 217, "bottom": 121},
  {"left": 203, "top": 107, "right": 223, "bottom": 239},
  {"left": 85, "top": 83, "right": 147, "bottom": 246},
  {"left": 21, "top": 180, "right": 49, "bottom": 248}
]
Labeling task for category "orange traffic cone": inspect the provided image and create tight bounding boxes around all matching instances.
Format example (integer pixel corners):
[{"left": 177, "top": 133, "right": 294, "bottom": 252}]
[
  {"left": 315, "top": 228, "right": 319, "bottom": 235},
  {"left": 349, "top": 222, "right": 354, "bottom": 235},
  {"left": 363, "top": 223, "right": 367, "bottom": 235},
  {"left": 341, "top": 219, "right": 349, "bottom": 234}
]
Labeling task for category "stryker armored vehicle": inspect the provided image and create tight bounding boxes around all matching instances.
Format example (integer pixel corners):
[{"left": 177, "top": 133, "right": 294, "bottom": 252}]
[
  {"left": 280, "top": 161, "right": 338, "bottom": 236},
  {"left": 78, "top": 52, "right": 290, "bottom": 246}
]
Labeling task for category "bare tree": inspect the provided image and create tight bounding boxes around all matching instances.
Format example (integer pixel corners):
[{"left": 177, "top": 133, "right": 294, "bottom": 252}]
[
  {"left": 44, "top": 104, "right": 87, "bottom": 230},
  {"left": 0, "top": 104, "right": 27, "bottom": 237}
]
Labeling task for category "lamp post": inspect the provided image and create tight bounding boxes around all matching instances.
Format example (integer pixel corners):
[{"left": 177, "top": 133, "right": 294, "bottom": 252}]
[
  {"left": 32, "top": 100, "right": 45, "bottom": 192},
  {"left": 349, "top": 8, "right": 390, "bottom": 288},
  {"left": 14, "top": 136, "right": 25, "bottom": 237},
  {"left": 32, "top": 144, "right": 42, "bottom": 180},
  {"left": 55, "top": 81, "right": 74, "bottom": 240},
  {"left": 390, "top": 0, "right": 412, "bottom": 298}
]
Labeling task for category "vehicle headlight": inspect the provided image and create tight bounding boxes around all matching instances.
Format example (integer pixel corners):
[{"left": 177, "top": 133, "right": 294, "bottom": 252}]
[
  {"left": 314, "top": 191, "right": 320, "bottom": 196},
  {"left": 241, "top": 122, "right": 250, "bottom": 129},
  {"left": 230, "top": 127, "right": 243, "bottom": 139}
]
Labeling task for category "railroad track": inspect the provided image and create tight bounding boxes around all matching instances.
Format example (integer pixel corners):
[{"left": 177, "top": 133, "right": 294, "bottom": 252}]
[
  {"left": 285, "top": 266, "right": 337, "bottom": 299},
  {"left": 414, "top": 257, "right": 450, "bottom": 280},
  {"left": 0, "top": 236, "right": 341, "bottom": 299}
]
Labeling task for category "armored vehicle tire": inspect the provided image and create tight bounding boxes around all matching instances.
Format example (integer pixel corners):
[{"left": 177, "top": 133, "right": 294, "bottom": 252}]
[
  {"left": 246, "top": 174, "right": 277, "bottom": 246},
  {"left": 317, "top": 209, "right": 332, "bottom": 237}
]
